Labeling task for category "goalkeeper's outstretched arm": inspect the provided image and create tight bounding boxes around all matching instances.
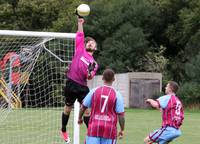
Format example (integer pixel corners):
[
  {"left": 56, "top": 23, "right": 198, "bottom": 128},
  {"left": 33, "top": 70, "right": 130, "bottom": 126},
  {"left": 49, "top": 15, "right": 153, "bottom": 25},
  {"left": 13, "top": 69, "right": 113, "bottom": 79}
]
[{"left": 77, "top": 17, "right": 84, "bottom": 32}]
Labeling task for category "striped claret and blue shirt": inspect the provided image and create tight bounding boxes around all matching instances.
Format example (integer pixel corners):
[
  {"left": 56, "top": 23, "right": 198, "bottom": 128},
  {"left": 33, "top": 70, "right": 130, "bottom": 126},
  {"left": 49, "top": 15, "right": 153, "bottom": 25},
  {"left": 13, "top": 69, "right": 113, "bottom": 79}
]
[
  {"left": 157, "top": 94, "right": 184, "bottom": 129},
  {"left": 83, "top": 85, "right": 124, "bottom": 139}
]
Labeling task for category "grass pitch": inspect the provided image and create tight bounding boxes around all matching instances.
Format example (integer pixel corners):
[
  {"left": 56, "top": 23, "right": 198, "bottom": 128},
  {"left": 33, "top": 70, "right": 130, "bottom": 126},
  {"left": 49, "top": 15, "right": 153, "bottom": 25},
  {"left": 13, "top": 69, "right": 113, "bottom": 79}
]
[
  {"left": 114, "top": 109, "right": 200, "bottom": 144},
  {"left": 0, "top": 108, "right": 199, "bottom": 144}
]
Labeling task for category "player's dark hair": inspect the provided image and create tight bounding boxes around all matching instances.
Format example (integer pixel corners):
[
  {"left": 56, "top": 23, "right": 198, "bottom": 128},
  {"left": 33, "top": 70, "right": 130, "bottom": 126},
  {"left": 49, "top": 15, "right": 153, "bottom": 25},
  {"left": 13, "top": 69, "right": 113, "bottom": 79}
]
[
  {"left": 103, "top": 69, "right": 115, "bottom": 83},
  {"left": 168, "top": 81, "right": 179, "bottom": 93},
  {"left": 85, "top": 36, "right": 96, "bottom": 45}
]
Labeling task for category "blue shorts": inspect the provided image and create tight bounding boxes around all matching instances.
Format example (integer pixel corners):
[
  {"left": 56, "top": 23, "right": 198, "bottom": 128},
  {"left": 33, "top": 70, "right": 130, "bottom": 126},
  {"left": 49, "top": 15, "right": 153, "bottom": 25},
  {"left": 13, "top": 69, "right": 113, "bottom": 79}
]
[
  {"left": 149, "top": 126, "right": 181, "bottom": 144},
  {"left": 86, "top": 136, "right": 116, "bottom": 144}
]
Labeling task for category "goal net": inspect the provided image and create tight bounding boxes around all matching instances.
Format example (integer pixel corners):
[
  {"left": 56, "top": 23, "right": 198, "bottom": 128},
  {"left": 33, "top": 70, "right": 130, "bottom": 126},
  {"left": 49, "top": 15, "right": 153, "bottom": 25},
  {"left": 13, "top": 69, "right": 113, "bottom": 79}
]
[{"left": 0, "top": 30, "right": 80, "bottom": 144}]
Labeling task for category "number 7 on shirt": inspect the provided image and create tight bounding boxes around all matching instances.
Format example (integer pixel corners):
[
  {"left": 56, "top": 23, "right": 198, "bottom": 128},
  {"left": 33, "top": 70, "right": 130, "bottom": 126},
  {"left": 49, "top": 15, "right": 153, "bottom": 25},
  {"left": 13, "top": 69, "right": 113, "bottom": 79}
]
[{"left": 101, "top": 95, "right": 108, "bottom": 113}]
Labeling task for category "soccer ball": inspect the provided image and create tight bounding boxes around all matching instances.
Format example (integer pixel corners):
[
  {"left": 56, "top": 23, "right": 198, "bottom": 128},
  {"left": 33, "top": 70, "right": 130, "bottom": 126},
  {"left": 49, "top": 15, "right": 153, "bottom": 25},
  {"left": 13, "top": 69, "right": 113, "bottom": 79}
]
[{"left": 77, "top": 4, "right": 90, "bottom": 17}]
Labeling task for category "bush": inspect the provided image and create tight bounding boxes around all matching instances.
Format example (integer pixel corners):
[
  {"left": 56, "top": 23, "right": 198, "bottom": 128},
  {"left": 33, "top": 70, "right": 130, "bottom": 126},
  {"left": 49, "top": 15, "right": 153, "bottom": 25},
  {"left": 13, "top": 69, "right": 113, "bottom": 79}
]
[{"left": 177, "top": 82, "right": 200, "bottom": 107}]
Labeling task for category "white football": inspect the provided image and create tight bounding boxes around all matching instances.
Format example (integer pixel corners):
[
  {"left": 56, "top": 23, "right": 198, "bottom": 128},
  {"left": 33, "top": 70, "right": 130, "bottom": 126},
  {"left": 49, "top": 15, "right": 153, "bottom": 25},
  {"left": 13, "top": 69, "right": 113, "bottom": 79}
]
[{"left": 77, "top": 4, "right": 90, "bottom": 17}]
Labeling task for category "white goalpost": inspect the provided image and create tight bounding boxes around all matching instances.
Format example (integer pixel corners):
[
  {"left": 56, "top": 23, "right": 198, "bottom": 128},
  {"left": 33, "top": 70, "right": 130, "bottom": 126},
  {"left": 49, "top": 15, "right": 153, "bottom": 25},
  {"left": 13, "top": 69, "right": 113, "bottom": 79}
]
[{"left": 0, "top": 30, "right": 80, "bottom": 144}]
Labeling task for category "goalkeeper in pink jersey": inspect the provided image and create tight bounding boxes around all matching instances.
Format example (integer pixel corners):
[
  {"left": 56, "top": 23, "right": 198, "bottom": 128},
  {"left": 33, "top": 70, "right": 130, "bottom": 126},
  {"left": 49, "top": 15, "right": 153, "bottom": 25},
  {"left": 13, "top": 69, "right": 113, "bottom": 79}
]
[
  {"left": 60, "top": 16, "right": 98, "bottom": 143},
  {"left": 78, "top": 69, "right": 125, "bottom": 144},
  {"left": 144, "top": 81, "right": 184, "bottom": 144}
]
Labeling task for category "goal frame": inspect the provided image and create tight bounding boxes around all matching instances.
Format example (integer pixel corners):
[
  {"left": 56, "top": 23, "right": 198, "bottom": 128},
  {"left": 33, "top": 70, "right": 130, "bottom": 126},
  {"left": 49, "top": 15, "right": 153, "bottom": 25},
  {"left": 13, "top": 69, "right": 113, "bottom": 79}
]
[
  {"left": 0, "top": 30, "right": 76, "bottom": 38},
  {"left": 0, "top": 30, "right": 80, "bottom": 144}
]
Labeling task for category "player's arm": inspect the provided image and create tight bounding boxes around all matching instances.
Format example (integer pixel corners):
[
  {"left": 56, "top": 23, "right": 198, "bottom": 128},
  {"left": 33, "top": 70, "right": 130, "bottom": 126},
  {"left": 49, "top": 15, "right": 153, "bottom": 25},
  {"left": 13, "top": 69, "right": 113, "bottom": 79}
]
[
  {"left": 146, "top": 99, "right": 159, "bottom": 109},
  {"left": 118, "top": 114, "right": 125, "bottom": 139},
  {"left": 76, "top": 6, "right": 84, "bottom": 39},
  {"left": 77, "top": 17, "right": 84, "bottom": 32},
  {"left": 116, "top": 91, "right": 125, "bottom": 139},
  {"left": 75, "top": 17, "right": 85, "bottom": 53}
]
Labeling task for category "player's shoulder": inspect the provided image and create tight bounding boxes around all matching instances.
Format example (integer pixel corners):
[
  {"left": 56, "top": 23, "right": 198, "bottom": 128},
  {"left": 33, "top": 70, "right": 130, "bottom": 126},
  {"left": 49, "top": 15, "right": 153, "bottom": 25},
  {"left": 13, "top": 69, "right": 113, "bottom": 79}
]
[
  {"left": 159, "top": 94, "right": 171, "bottom": 99},
  {"left": 115, "top": 90, "right": 123, "bottom": 100},
  {"left": 107, "top": 86, "right": 121, "bottom": 96},
  {"left": 157, "top": 94, "right": 172, "bottom": 103},
  {"left": 157, "top": 95, "right": 172, "bottom": 108},
  {"left": 115, "top": 90, "right": 122, "bottom": 95}
]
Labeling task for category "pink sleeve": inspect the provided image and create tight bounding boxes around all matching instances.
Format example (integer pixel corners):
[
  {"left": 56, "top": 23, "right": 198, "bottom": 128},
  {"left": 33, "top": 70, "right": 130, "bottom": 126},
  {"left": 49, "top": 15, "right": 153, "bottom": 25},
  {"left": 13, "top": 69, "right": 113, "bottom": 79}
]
[{"left": 75, "top": 32, "right": 85, "bottom": 53}]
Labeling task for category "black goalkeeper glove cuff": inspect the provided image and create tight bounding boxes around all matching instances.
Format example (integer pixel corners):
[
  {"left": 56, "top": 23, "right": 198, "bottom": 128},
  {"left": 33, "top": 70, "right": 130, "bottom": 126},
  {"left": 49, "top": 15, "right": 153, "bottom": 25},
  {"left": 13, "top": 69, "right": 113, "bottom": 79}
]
[{"left": 75, "top": 9, "right": 83, "bottom": 18}]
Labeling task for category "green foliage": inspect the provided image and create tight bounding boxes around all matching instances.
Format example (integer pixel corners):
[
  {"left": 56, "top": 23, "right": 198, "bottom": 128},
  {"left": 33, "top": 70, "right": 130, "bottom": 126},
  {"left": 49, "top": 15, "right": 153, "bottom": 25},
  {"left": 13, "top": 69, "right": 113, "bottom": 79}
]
[
  {"left": 185, "top": 52, "right": 200, "bottom": 83},
  {"left": 177, "top": 82, "right": 200, "bottom": 106},
  {"left": 1, "top": 0, "right": 200, "bottom": 105},
  {"left": 184, "top": 31, "right": 200, "bottom": 61},
  {"left": 1, "top": 0, "right": 58, "bottom": 30},
  {"left": 50, "top": 0, "right": 81, "bottom": 32},
  {"left": 0, "top": 0, "right": 81, "bottom": 31},
  {"left": 98, "top": 24, "right": 149, "bottom": 72},
  {"left": 85, "top": 0, "right": 161, "bottom": 73},
  {"left": 142, "top": 45, "right": 168, "bottom": 72},
  {"left": 149, "top": 0, "right": 200, "bottom": 83},
  {"left": 154, "top": 0, "right": 190, "bottom": 46},
  {"left": 176, "top": 0, "right": 200, "bottom": 46}
]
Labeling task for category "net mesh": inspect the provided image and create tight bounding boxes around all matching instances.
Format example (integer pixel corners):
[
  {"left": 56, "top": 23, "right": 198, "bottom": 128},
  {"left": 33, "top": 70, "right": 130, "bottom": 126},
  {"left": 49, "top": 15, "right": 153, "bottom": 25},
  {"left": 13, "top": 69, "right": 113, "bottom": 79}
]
[{"left": 0, "top": 31, "right": 76, "bottom": 144}]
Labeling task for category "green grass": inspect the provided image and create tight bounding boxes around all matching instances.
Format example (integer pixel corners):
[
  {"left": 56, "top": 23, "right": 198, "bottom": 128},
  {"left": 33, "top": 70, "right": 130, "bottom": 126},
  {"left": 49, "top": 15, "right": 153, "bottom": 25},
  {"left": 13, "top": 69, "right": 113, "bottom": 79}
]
[
  {"left": 0, "top": 108, "right": 199, "bottom": 144},
  {"left": 115, "top": 109, "right": 200, "bottom": 144}
]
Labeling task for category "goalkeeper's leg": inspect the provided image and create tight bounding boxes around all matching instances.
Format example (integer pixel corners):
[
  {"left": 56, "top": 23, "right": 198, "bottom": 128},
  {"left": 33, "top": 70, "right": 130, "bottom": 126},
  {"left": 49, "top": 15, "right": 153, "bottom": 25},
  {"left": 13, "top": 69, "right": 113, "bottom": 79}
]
[
  {"left": 61, "top": 80, "right": 77, "bottom": 143},
  {"left": 61, "top": 105, "right": 72, "bottom": 132},
  {"left": 61, "top": 105, "right": 72, "bottom": 143}
]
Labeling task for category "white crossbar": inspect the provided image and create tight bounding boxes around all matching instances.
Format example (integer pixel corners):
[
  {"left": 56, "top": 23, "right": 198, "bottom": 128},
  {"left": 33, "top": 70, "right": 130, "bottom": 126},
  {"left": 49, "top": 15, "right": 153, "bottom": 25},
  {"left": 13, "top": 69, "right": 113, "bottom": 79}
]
[{"left": 0, "top": 30, "right": 76, "bottom": 38}]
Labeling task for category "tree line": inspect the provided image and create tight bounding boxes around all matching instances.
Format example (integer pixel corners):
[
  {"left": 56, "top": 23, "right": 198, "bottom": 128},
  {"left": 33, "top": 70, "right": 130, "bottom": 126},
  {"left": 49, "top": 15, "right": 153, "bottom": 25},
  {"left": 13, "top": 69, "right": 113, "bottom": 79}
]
[{"left": 1, "top": 0, "right": 200, "bottom": 107}]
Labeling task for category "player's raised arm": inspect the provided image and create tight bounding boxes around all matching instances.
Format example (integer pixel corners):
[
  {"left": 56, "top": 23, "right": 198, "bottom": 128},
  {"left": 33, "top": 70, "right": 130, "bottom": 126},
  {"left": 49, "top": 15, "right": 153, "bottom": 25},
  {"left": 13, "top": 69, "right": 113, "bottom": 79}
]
[
  {"left": 75, "top": 17, "right": 85, "bottom": 53},
  {"left": 77, "top": 17, "right": 84, "bottom": 32}
]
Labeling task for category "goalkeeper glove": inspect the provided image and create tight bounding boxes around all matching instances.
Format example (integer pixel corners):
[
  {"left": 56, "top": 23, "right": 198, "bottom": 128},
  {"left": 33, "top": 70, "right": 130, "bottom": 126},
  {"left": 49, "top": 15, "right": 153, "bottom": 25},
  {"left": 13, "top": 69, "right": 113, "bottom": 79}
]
[
  {"left": 87, "top": 62, "right": 98, "bottom": 79},
  {"left": 75, "top": 9, "right": 83, "bottom": 18},
  {"left": 88, "top": 62, "right": 96, "bottom": 74}
]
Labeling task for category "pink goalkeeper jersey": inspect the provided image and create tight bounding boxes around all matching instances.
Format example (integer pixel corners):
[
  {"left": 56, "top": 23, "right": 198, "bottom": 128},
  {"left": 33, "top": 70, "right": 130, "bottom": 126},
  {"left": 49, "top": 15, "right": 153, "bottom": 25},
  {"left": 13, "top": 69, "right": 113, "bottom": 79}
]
[
  {"left": 67, "top": 32, "right": 98, "bottom": 86},
  {"left": 162, "top": 95, "right": 184, "bottom": 129},
  {"left": 86, "top": 86, "right": 124, "bottom": 139}
]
